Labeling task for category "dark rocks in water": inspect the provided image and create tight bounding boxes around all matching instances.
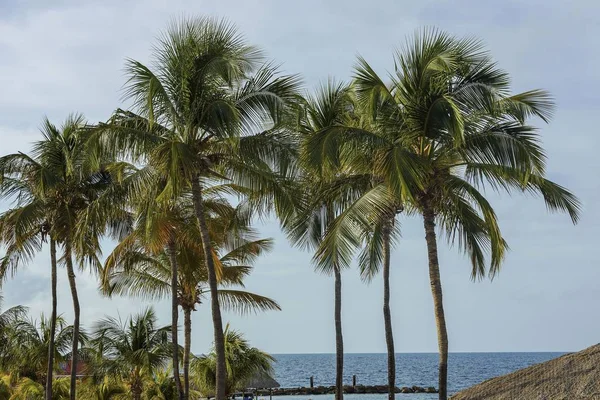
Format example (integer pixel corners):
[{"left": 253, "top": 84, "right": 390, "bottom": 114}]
[{"left": 261, "top": 384, "right": 438, "bottom": 396}]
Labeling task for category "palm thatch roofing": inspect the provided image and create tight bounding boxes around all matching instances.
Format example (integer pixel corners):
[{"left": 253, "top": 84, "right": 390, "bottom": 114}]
[
  {"left": 244, "top": 370, "right": 280, "bottom": 389},
  {"left": 451, "top": 343, "right": 600, "bottom": 400}
]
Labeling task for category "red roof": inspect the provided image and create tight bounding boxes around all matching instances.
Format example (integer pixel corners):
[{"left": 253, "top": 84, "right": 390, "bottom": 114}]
[{"left": 58, "top": 360, "right": 88, "bottom": 376}]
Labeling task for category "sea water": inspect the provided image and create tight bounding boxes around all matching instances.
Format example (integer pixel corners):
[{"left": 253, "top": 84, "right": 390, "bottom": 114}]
[{"left": 270, "top": 352, "right": 564, "bottom": 398}]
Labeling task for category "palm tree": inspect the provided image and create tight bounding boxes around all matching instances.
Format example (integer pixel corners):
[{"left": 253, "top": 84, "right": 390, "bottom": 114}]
[
  {"left": 298, "top": 78, "right": 414, "bottom": 399},
  {"left": 192, "top": 324, "right": 275, "bottom": 396},
  {"left": 7, "top": 313, "right": 84, "bottom": 385},
  {"left": 311, "top": 29, "right": 581, "bottom": 399},
  {"left": 27, "top": 115, "right": 116, "bottom": 400},
  {"left": 0, "top": 121, "right": 62, "bottom": 400},
  {"left": 89, "top": 17, "right": 299, "bottom": 400},
  {"left": 90, "top": 307, "right": 173, "bottom": 400},
  {"left": 286, "top": 80, "right": 375, "bottom": 400},
  {"left": 0, "top": 115, "right": 114, "bottom": 400},
  {"left": 102, "top": 195, "right": 280, "bottom": 400}
]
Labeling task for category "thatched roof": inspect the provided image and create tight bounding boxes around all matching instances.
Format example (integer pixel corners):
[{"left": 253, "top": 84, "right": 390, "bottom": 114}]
[
  {"left": 244, "top": 370, "right": 280, "bottom": 389},
  {"left": 451, "top": 343, "right": 600, "bottom": 400}
]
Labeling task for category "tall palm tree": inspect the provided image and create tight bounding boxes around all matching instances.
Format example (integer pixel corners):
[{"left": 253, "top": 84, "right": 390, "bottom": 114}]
[
  {"left": 299, "top": 78, "right": 415, "bottom": 399},
  {"left": 192, "top": 323, "right": 275, "bottom": 397},
  {"left": 0, "top": 115, "right": 113, "bottom": 400},
  {"left": 0, "top": 124, "right": 59, "bottom": 400},
  {"left": 90, "top": 307, "right": 173, "bottom": 400},
  {"left": 30, "top": 115, "right": 116, "bottom": 400},
  {"left": 310, "top": 30, "right": 581, "bottom": 399},
  {"left": 102, "top": 196, "right": 280, "bottom": 400},
  {"left": 286, "top": 80, "right": 375, "bottom": 400},
  {"left": 89, "top": 17, "right": 300, "bottom": 400}
]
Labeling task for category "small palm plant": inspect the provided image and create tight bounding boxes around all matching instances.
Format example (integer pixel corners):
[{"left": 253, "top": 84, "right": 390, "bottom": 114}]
[
  {"left": 7, "top": 314, "right": 83, "bottom": 385},
  {"left": 0, "top": 294, "right": 27, "bottom": 371},
  {"left": 89, "top": 307, "right": 173, "bottom": 400},
  {"left": 77, "top": 377, "right": 127, "bottom": 400},
  {"left": 192, "top": 324, "right": 275, "bottom": 396}
]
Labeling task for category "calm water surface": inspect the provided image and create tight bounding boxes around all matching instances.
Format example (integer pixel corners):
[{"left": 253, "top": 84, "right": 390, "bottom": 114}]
[
  {"left": 272, "top": 395, "right": 436, "bottom": 400},
  {"left": 272, "top": 353, "right": 564, "bottom": 397}
]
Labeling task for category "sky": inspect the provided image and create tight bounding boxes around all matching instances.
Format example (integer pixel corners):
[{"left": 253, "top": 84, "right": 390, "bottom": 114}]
[{"left": 0, "top": 0, "right": 599, "bottom": 355}]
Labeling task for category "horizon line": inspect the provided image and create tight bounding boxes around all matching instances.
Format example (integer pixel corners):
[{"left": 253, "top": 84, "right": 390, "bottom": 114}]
[{"left": 268, "top": 350, "right": 571, "bottom": 355}]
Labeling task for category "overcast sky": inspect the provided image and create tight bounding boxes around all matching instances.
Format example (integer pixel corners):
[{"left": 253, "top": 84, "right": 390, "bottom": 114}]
[{"left": 1, "top": 0, "right": 598, "bottom": 355}]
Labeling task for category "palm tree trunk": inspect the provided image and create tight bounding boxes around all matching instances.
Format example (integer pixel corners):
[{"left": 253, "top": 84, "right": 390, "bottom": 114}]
[
  {"left": 191, "top": 178, "right": 226, "bottom": 400},
  {"left": 326, "top": 205, "right": 344, "bottom": 400},
  {"left": 334, "top": 267, "right": 344, "bottom": 400},
  {"left": 168, "top": 240, "right": 184, "bottom": 400},
  {"left": 382, "top": 219, "right": 395, "bottom": 400},
  {"left": 64, "top": 240, "right": 80, "bottom": 400},
  {"left": 131, "top": 369, "right": 143, "bottom": 400},
  {"left": 45, "top": 238, "right": 57, "bottom": 400},
  {"left": 183, "top": 307, "right": 192, "bottom": 400},
  {"left": 423, "top": 207, "right": 448, "bottom": 400}
]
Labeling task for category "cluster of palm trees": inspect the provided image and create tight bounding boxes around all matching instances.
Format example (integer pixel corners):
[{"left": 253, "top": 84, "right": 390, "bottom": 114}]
[
  {"left": 0, "top": 16, "right": 579, "bottom": 400},
  {"left": 0, "top": 300, "right": 273, "bottom": 400}
]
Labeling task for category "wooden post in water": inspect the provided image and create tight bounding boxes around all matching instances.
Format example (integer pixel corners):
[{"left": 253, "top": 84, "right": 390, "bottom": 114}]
[
  {"left": 269, "top": 388, "right": 272, "bottom": 400},
  {"left": 310, "top": 376, "right": 314, "bottom": 388},
  {"left": 352, "top": 375, "right": 357, "bottom": 388}
]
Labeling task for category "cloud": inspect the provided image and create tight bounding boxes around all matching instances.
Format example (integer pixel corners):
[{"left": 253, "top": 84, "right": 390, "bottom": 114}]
[{"left": 0, "top": 0, "right": 598, "bottom": 354}]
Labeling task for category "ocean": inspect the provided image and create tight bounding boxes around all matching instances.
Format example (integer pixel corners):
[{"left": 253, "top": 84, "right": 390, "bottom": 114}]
[{"left": 269, "top": 352, "right": 564, "bottom": 399}]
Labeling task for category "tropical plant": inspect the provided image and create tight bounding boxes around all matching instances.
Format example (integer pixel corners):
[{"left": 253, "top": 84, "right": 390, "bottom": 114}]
[
  {"left": 102, "top": 193, "right": 280, "bottom": 400},
  {"left": 0, "top": 294, "right": 27, "bottom": 370},
  {"left": 140, "top": 366, "right": 194, "bottom": 400},
  {"left": 4, "top": 376, "right": 69, "bottom": 400},
  {"left": 6, "top": 314, "right": 84, "bottom": 385},
  {"left": 76, "top": 378, "right": 127, "bottom": 400},
  {"left": 0, "top": 375, "right": 10, "bottom": 400},
  {"left": 89, "top": 307, "right": 173, "bottom": 400},
  {"left": 192, "top": 324, "right": 274, "bottom": 396},
  {"left": 87, "top": 16, "right": 300, "bottom": 400}
]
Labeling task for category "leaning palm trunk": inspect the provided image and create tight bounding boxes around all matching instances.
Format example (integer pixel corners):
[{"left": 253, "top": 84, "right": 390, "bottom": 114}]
[
  {"left": 423, "top": 207, "right": 448, "bottom": 400},
  {"left": 334, "top": 267, "right": 343, "bottom": 400},
  {"left": 45, "top": 238, "right": 57, "bottom": 400},
  {"left": 382, "top": 219, "right": 395, "bottom": 400},
  {"left": 191, "top": 178, "right": 226, "bottom": 400},
  {"left": 183, "top": 307, "right": 192, "bottom": 400},
  {"left": 168, "top": 240, "right": 184, "bottom": 400},
  {"left": 64, "top": 240, "right": 80, "bottom": 400}
]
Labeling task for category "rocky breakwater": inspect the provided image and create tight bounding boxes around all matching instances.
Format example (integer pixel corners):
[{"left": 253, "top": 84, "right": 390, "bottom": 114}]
[{"left": 259, "top": 385, "right": 438, "bottom": 395}]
